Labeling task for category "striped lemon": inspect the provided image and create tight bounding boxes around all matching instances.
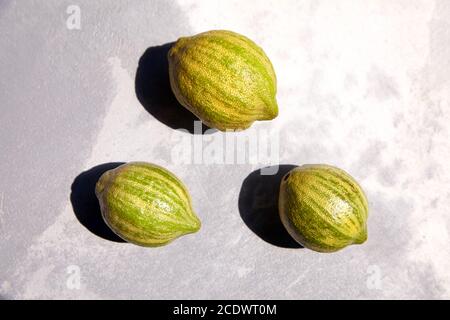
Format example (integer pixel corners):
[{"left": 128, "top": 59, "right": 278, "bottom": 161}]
[
  {"left": 279, "top": 165, "right": 368, "bottom": 253},
  {"left": 95, "top": 162, "right": 201, "bottom": 247},
  {"left": 168, "top": 30, "right": 278, "bottom": 131}
]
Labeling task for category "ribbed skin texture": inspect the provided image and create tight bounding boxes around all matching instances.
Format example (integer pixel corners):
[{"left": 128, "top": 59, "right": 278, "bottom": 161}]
[
  {"left": 95, "top": 162, "right": 201, "bottom": 247},
  {"left": 279, "top": 164, "right": 368, "bottom": 253},
  {"left": 168, "top": 30, "right": 278, "bottom": 131}
]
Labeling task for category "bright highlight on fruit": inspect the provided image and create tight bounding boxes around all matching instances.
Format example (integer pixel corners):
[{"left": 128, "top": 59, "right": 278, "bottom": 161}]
[
  {"left": 168, "top": 30, "right": 278, "bottom": 131},
  {"left": 279, "top": 164, "right": 368, "bottom": 253},
  {"left": 95, "top": 162, "right": 201, "bottom": 247}
]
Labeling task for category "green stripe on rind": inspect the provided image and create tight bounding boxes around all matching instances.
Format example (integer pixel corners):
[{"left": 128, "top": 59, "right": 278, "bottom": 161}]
[
  {"left": 192, "top": 44, "right": 276, "bottom": 111},
  {"left": 114, "top": 174, "right": 187, "bottom": 211},
  {"left": 307, "top": 176, "right": 365, "bottom": 229},
  {"left": 212, "top": 37, "right": 276, "bottom": 94},
  {"left": 109, "top": 178, "right": 193, "bottom": 227},
  {"left": 172, "top": 30, "right": 276, "bottom": 93},
  {"left": 295, "top": 164, "right": 368, "bottom": 218},
  {"left": 173, "top": 63, "right": 256, "bottom": 120},
  {"left": 178, "top": 33, "right": 277, "bottom": 107},
  {"left": 168, "top": 30, "right": 278, "bottom": 131},
  {"left": 169, "top": 62, "right": 254, "bottom": 130},
  {"left": 174, "top": 44, "right": 274, "bottom": 117},
  {"left": 105, "top": 191, "right": 195, "bottom": 240},
  {"left": 300, "top": 181, "right": 363, "bottom": 237},
  {"left": 122, "top": 163, "right": 191, "bottom": 203},
  {"left": 170, "top": 69, "right": 274, "bottom": 130},
  {"left": 196, "top": 35, "right": 276, "bottom": 94},
  {"left": 279, "top": 164, "right": 368, "bottom": 252},
  {"left": 172, "top": 62, "right": 273, "bottom": 127},
  {"left": 285, "top": 184, "right": 355, "bottom": 248},
  {"left": 210, "top": 30, "right": 277, "bottom": 83},
  {"left": 170, "top": 75, "right": 253, "bottom": 130},
  {"left": 169, "top": 42, "right": 275, "bottom": 123},
  {"left": 279, "top": 192, "right": 347, "bottom": 252},
  {"left": 96, "top": 162, "right": 201, "bottom": 247},
  {"left": 116, "top": 162, "right": 198, "bottom": 222},
  {"left": 306, "top": 166, "right": 368, "bottom": 217},
  {"left": 101, "top": 192, "right": 195, "bottom": 243}
]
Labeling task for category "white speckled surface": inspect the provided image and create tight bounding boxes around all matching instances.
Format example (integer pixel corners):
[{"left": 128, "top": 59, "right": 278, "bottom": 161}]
[{"left": 1, "top": 0, "right": 449, "bottom": 299}]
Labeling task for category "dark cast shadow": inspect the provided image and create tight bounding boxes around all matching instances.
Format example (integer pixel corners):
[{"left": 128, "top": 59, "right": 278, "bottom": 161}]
[
  {"left": 135, "top": 42, "right": 214, "bottom": 134},
  {"left": 70, "top": 162, "right": 126, "bottom": 243},
  {"left": 238, "top": 165, "right": 303, "bottom": 248}
]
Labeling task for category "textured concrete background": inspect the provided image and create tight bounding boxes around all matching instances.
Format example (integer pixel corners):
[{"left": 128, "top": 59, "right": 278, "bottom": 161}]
[{"left": 1, "top": 0, "right": 449, "bottom": 299}]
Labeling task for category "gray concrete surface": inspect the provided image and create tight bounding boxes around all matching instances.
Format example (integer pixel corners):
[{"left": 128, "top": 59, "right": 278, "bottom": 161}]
[{"left": 1, "top": 0, "right": 449, "bottom": 299}]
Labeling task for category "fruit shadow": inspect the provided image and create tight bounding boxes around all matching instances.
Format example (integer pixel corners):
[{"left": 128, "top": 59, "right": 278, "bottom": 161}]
[
  {"left": 238, "top": 165, "right": 303, "bottom": 248},
  {"left": 70, "top": 162, "right": 126, "bottom": 243},
  {"left": 135, "top": 42, "right": 215, "bottom": 135}
]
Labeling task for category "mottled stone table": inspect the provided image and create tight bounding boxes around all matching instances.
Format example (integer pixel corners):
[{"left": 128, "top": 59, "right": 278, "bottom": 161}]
[{"left": 1, "top": 0, "right": 449, "bottom": 299}]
